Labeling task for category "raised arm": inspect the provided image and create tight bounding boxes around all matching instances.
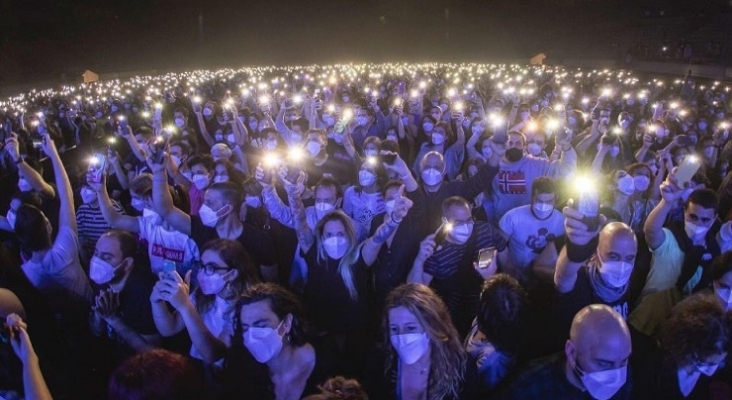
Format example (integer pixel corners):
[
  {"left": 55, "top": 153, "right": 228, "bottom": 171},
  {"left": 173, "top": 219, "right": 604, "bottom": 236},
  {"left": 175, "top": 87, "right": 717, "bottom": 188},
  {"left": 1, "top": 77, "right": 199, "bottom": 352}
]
[
  {"left": 644, "top": 173, "right": 684, "bottom": 250},
  {"left": 6, "top": 315, "right": 53, "bottom": 400},
  {"left": 362, "top": 185, "right": 412, "bottom": 265},
  {"left": 285, "top": 171, "right": 315, "bottom": 253},
  {"left": 407, "top": 234, "right": 436, "bottom": 285},
  {"left": 41, "top": 134, "right": 74, "bottom": 231},
  {"left": 6, "top": 136, "right": 55, "bottom": 198},
  {"left": 554, "top": 203, "right": 601, "bottom": 294},
  {"left": 94, "top": 174, "right": 140, "bottom": 233},
  {"left": 193, "top": 108, "right": 215, "bottom": 148},
  {"left": 152, "top": 156, "right": 191, "bottom": 235},
  {"left": 382, "top": 152, "right": 419, "bottom": 193}
]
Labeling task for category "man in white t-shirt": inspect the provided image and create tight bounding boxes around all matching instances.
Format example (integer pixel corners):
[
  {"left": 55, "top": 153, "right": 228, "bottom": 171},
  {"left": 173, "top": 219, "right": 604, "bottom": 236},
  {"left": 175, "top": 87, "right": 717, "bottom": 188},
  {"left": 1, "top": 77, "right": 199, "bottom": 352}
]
[{"left": 499, "top": 177, "right": 565, "bottom": 285}]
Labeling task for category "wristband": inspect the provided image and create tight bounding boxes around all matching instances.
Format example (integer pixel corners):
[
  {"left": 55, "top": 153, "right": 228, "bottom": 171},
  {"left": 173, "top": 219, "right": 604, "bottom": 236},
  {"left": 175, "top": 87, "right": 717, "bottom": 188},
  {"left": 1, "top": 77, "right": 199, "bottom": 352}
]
[{"left": 565, "top": 235, "right": 599, "bottom": 263}]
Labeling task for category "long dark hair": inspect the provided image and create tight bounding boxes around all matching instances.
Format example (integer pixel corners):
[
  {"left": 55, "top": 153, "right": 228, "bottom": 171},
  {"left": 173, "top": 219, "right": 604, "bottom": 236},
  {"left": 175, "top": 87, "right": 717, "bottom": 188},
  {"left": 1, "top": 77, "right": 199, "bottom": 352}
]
[{"left": 194, "top": 239, "right": 259, "bottom": 314}]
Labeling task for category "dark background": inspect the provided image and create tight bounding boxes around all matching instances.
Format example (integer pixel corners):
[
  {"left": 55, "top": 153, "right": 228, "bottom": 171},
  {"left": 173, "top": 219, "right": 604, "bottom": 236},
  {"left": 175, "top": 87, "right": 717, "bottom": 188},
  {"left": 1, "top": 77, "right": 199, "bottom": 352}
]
[{"left": 0, "top": 0, "right": 728, "bottom": 86}]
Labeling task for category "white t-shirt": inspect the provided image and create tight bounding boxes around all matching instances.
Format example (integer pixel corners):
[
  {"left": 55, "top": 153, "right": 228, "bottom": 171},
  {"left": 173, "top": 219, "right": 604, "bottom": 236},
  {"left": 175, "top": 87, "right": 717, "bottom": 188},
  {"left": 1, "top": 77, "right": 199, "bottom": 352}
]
[
  {"left": 138, "top": 211, "right": 200, "bottom": 274},
  {"left": 21, "top": 226, "right": 93, "bottom": 302},
  {"left": 343, "top": 186, "right": 384, "bottom": 234},
  {"left": 499, "top": 204, "right": 565, "bottom": 277}
]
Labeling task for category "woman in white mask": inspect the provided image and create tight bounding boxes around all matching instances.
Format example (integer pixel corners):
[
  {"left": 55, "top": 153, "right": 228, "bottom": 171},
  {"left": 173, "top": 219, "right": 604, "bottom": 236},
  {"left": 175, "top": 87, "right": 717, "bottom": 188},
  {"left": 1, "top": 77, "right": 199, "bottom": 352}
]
[
  {"left": 151, "top": 239, "right": 259, "bottom": 370},
  {"left": 607, "top": 166, "right": 660, "bottom": 233},
  {"left": 343, "top": 158, "right": 385, "bottom": 234},
  {"left": 363, "top": 283, "right": 474, "bottom": 400},
  {"left": 412, "top": 120, "right": 465, "bottom": 181},
  {"left": 632, "top": 295, "right": 729, "bottom": 399},
  {"left": 223, "top": 283, "right": 328, "bottom": 399}
]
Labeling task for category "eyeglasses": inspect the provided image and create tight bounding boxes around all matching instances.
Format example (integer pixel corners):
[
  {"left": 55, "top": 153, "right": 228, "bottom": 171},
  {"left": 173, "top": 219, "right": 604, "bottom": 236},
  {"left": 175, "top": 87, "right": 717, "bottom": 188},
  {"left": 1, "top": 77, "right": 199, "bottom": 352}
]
[
  {"left": 449, "top": 218, "right": 474, "bottom": 228},
  {"left": 197, "top": 262, "right": 230, "bottom": 276}
]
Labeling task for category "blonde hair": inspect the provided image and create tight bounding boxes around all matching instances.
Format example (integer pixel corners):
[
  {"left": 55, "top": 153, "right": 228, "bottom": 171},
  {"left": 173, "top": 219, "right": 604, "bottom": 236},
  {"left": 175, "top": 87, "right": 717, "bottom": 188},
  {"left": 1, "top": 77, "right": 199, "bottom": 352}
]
[
  {"left": 382, "top": 284, "right": 467, "bottom": 400},
  {"left": 315, "top": 210, "right": 360, "bottom": 301}
]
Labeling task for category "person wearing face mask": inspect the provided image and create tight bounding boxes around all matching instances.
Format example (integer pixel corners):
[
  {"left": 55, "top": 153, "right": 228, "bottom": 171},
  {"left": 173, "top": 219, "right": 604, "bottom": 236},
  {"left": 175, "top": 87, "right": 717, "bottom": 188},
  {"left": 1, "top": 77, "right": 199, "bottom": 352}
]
[
  {"left": 173, "top": 107, "right": 191, "bottom": 131},
  {"left": 506, "top": 304, "right": 632, "bottom": 400},
  {"left": 641, "top": 177, "right": 730, "bottom": 300},
  {"left": 591, "top": 135, "right": 628, "bottom": 175},
  {"left": 89, "top": 230, "right": 161, "bottom": 363},
  {"left": 412, "top": 120, "right": 465, "bottom": 181},
  {"left": 176, "top": 154, "right": 214, "bottom": 216},
  {"left": 76, "top": 174, "right": 125, "bottom": 266},
  {"left": 224, "top": 283, "right": 333, "bottom": 399},
  {"left": 152, "top": 160, "right": 278, "bottom": 283},
  {"left": 360, "top": 136, "right": 381, "bottom": 159},
  {"left": 343, "top": 160, "right": 386, "bottom": 233},
  {"left": 408, "top": 196, "right": 509, "bottom": 336},
  {"left": 417, "top": 147, "right": 502, "bottom": 234},
  {"left": 631, "top": 294, "right": 729, "bottom": 400},
  {"left": 5, "top": 137, "right": 59, "bottom": 226},
  {"left": 554, "top": 209, "right": 637, "bottom": 341},
  {"left": 94, "top": 173, "right": 200, "bottom": 275},
  {"left": 302, "top": 129, "right": 356, "bottom": 187},
  {"left": 464, "top": 274, "right": 529, "bottom": 393},
  {"left": 151, "top": 239, "right": 259, "bottom": 374},
  {"left": 612, "top": 163, "right": 661, "bottom": 234},
  {"left": 14, "top": 134, "right": 92, "bottom": 329},
  {"left": 492, "top": 131, "right": 577, "bottom": 222},
  {"left": 364, "top": 283, "right": 479, "bottom": 400},
  {"left": 525, "top": 131, "right": 549, "bottom": 159},
  {"left": 498, "top": 177, "right": 565, "bottom": 285}
]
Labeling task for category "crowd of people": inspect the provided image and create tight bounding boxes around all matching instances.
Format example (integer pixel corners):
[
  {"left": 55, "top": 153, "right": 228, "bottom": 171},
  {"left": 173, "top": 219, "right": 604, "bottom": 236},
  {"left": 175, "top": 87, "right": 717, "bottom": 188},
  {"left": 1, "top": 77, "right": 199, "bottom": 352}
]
[{"left": 0, "top": 62, "right": 730, "bottom": 400}]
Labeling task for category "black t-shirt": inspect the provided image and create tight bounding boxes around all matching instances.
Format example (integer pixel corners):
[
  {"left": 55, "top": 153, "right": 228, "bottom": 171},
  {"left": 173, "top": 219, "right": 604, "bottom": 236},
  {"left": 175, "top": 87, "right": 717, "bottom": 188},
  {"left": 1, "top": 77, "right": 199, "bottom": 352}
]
[
  {"left": 302, "top": 245, "right": 370, "bottom": 333},
  {"left": 190, "top": 216, "right": 276, "bottom": 268},
  {"left": 553, "top": 266, "right": 630, "bottom": 345},
  {"left": 303, "top": 150, "right": 356, "bottom": 187}
]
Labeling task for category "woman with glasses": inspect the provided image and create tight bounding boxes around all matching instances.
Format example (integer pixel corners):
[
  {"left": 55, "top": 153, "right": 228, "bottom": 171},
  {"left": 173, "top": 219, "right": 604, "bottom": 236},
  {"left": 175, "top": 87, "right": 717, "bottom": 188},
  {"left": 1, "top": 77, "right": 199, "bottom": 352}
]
[
  {"left": 150, "top": 239, "right": 260, "bottom": 371},
  {"left": 631, "top": 293, "right": 729, "bottom": 399},
  {"left": 223, "top": 283, "right": 333, "bottom": 399}
]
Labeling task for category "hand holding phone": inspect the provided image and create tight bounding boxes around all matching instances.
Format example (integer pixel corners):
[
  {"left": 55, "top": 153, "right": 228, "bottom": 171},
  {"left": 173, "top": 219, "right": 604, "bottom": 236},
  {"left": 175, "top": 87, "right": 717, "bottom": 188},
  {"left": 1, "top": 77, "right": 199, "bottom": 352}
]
[{"left": 477, "top": 247, "right": 496, "bottom": 269}]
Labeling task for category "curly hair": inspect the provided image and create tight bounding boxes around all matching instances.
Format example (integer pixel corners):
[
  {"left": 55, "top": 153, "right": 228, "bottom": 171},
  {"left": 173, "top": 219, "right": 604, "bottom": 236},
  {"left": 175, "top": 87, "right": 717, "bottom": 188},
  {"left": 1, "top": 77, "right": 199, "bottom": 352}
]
[
  {"left": 660, "top": 293, "right": 729, "bottom": 368},
  {"left": 476, "top": 274, "right": 529, "bottom": 355},
  {"left": 382, "top": 283, "right": 466, "bottom": 400}
]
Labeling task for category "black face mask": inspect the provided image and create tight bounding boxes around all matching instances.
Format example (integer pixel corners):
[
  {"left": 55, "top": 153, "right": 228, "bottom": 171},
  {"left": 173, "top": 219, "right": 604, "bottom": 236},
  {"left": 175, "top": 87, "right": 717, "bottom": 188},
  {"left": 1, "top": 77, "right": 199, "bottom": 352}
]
[{"left": 505, "top": 148, "right": 524, "bottom": 162}]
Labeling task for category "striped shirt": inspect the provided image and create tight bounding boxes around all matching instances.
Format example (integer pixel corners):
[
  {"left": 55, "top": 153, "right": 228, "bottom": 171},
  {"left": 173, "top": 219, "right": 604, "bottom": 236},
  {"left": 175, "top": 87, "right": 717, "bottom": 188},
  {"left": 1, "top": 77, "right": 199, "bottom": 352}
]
[{"left": 76, "top": 201, "right": 125, "bottom": 257}]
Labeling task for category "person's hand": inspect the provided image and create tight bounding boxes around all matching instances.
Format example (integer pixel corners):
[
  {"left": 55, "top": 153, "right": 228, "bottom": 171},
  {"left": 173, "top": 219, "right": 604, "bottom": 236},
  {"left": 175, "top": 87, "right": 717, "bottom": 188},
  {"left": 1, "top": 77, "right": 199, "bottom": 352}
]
[
  {"left": 660, "top": 167, "right": 686, "bottom": 201},
  {"left": 4, "top": 135, "right": 20, "bottom": 162},
  {"left": 155, "top": 271, "right": 191, "bottom": 311},
  {"left": 280, "top": 170, "right": 306, "bottom": 195},
  {"left": 150, "top": 282, "right": 166, "bottom": 304},
  {"left": 254, "top": 163, "right": 273, "bottom": 187},
  {"left": 87, "top": 168, "right": 106, "bottom": 193},
  {"left": 672, "top": 134, "right": 689, "bottom": 147},
  {"left": 381, "top": 150, "right": 409, "bottom": 176},
  {"left": 146, "top": 152, "right": 167, "bottom": 174},
  {"left": 93, "top": 289, "right": 120, "bottom": 322},
  {"left": 487, "top": 139, "right": 506, "bottom": 165},
  {"left": 192, "top": 102, "right": 203, "bottom": 115},
  {"left": 5, "top": 314, "right": 36, "bottom": 364},
  {"left": 562, "top": 199, "right": 606, "bottom": 245},
  {"left": 416, "top": 234, "right": 438, "bottom": 263},
  {"left": 642, "top": 133, "right": 654, "bottom": 149},
  {"left": 40, "top": 134, "right": 58, "bottom": 158},
  {"left": 391, "top": 185, "right": 413, "bottom": 222},
  {"left": 454, "top": 114, "right": 465, "bottom": 128},
  {"left": 473, "top": 251, "right": 497, "bottom": 280}
]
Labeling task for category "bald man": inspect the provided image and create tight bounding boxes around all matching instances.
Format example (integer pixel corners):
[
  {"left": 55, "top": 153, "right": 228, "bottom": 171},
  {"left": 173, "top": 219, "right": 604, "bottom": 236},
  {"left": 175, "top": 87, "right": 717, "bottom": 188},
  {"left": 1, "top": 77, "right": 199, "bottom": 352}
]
[
  {"left": 506, "top": 305, "right": 632, "bottom": 399},
  {"left": 552, "top": 205, "right": 637, "bottom": 345}
]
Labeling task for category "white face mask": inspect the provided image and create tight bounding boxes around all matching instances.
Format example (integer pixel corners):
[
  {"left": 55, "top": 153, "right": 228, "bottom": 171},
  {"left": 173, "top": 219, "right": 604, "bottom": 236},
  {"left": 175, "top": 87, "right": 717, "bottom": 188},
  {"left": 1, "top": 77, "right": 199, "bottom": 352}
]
[
  {"left": 203, "top": 108, "right": 213, "bottom": 117},
  {"left": 421, "top": 168, "right": 443, "bottom": 186},
  {"left": 431, "top": 133, "right": 445, "bottom": 145},
  {"left": 89, "top": 256, "right": 119, "bottom": 285},
  {"left": 131, "top": 197, "right": 146, "bottom": 212},
  {"left": 451, "top": 224, "right": 473, "bottom": 244},
  {"left": 527, "top": 143, "right": 542, "bottom": 156},
  {"left": 616, "top": 175, "right": 635, "bottom": 196},
  {"left": 175, "top": 117, "right": 185, "bottom": 128},
  {"left": 18, "top": 178, "right": 32, "bottom": 192},
  {"left": 243, "top": 320, "right": 284, "bottom": 363},
  {"left": 197, "top": 270, "right": 227, "bottom": 295},
  {"left": 482, "top": 146, "right": 492, "bottom": 160},
  {"left": 323, "top": 116, "right": 335, "bottom": 126},
  {"left": 199, "top": 204, "right": 225, "bottom": 227},
  {"left": 390, "top": 333, "right": 429, "bottom": 365},
  {"left": 575, "top": 361, "right": 628, "bottom": 400},
  {"left": 245, "top": 196, "right": 261, "bottom": 209},
  {"left": 81, "top": 187, "right": 97, "bottom": 204},
  {"left": 364, "top": 149, "right": 378, "bottom": 157},
  {"left": 6, "top": 210, "right": 16, "bottom": 229},
  {"left": 213, "top": 175, "right": 228, "bottom": 183},
  {"left": 171, "top": 155, "right": 183, "bottom": 168},
  {"left": 314, "top": 202, "right": 335, "bottom": 220},
  {"left": 533, "top": 202, "right": 554, "bottom": 219},
  {"left": 322, "top": 236, "right": 348, "bottom": 259},
  {"left": 192, "top": 174, "right": 210, "bottom": 190},
  {"left": 265, "top": 140, "right": 277, "bottom": 150},
  {"left": 609, "top": 145, "right": 620, "bottom": 158},
  {"left": 598, "top": 256, "right": 633, "bottom": 288},
  {"left": 358, "top": 170, "right": 377, "bottom": 187},
  {"left": 684, "top": 220, "right": 710, "bottom": 239},
  {"left": 227, "top": 134, "right": 237, "bottom": 144},
  {"left": 306, "top": 141, "right": 322, "bottom": 157},
  {"left": 423, "top": 122, "right": 434, "bottom": 132},
  {"left": 715, "top": 286, "right": 732, "bottom": 310},
  {"left": 633, "top": 175, "right": 650, "bottom": 192}
]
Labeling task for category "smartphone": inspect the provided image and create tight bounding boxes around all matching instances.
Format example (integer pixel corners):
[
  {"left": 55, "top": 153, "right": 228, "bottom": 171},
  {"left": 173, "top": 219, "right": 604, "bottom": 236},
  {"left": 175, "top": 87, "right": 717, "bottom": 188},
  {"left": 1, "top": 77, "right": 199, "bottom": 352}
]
[
  {"left": 161, "top": 260, "right": 176, "bottom": 280},
  {"left": 434, "top": 220, "right": 453, "bottom": 246},
  {"left": 334, "top": 118, "right": 348, "bottom": 134},
  {"left": 118, "top": 116, "right": 128, "bottom": 132},
  {"left": 601, "top": 135, "right": 616, "bottom": 145},
  {"left": 381, "top": 152, "right": 397, "bottom": 164},
  {"left": 675, "top": 155, "right": 701, "bottom": 187},
  {"left": 90, "top": 153, "right": 107, "bottom": 183},
  {"left": 675, "top": 134, "right": 691, "bottom": 147},
  {"left": 477, "top": 247, "right": 496, "bottom": 269},
  {"left": 575, "top": 186, "right": 599, "bottom": 231}
]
